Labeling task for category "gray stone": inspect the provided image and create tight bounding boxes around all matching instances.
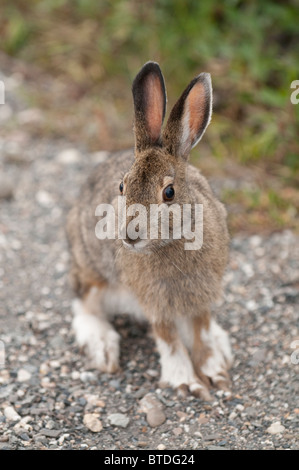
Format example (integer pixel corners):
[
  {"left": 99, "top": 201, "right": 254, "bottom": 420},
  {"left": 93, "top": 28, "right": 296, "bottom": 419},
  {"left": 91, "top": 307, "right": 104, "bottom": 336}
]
[{"left": 108, "top": 413, "right": 130, "bottom": 428}]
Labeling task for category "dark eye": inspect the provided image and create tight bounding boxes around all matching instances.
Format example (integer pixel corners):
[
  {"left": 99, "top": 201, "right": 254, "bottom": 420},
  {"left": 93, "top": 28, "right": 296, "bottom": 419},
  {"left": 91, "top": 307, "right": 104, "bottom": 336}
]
[
  {"left": 119, "top": 182, "right": 124, "bottom": 194},
  {"left": 163, "top": 185, "right": 175, "bottom": 202}
]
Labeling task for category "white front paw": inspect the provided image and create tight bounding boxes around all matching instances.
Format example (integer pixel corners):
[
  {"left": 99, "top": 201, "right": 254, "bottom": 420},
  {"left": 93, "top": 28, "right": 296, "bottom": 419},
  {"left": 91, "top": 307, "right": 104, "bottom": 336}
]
[
  {"left": 200, "top": 320, "right": 232, "bottom": 389},
  {"left": 72, "top": 299, "right": 120, "bottom": 373},
  {"left": 156, "top": 337, "right": 212, "bottom": 400}
]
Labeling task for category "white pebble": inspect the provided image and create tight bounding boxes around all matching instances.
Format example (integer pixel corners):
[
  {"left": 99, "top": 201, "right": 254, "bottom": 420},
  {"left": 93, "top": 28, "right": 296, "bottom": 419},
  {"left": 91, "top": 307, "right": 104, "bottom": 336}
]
[
  {"left": 71, "top": 371, "right": 80, "bottom": 380},
  {"left": 157, "top": 444, "right": 166, "bottom": 450},
  {"left": 17, "top": 368, "right": 31, "bottom": 382},
  {"left": 229, "top": 411, "right": 238, "bottom": 420},
  {"left": 249, "top": 235, "right": 262, "bottom": 247},
  {"left": 85, "top": 394, "right": 105, "bottom": 408},
  {"left": 145, "top": 368, "right": 159, "bottom": 377},
  {"left": 235, "top": 404, "right": 244, "bottom": 412},
  {"left": 4, "top": 406, "right": 21, "bottom": 422},
  {"left": 246, "top": 300, "right": 257, "bottom": 312},
  {"left": 40, "top": 362, "right": 50, "bottom": 375},
  {"left": 36, "top": 190, "right": 54, "bottom": 208},
  {"left": 49, "top": 360, "right": 60, "bottom": 369},
  {"left": 80, "top": 371, "right": 96, "bottom": 383},
  {"left": 242, "top": 264, "right": 254, "bottom": 278},
  {"left": 267, "top": 421, "right": 285, "bottom": 435},
  {"left": 13, "top": 416, "right": 32, "bottom": 432}
]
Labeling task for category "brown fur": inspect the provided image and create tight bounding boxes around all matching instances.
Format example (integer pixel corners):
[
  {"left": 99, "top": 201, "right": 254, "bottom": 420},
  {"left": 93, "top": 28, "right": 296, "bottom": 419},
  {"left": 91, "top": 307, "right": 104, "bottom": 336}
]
[
  {"left": 191, "top": 315, "right": 212, "bottom": 387},
  {"left": 153, "top": 321, "right": 177, "bottom": 353}
]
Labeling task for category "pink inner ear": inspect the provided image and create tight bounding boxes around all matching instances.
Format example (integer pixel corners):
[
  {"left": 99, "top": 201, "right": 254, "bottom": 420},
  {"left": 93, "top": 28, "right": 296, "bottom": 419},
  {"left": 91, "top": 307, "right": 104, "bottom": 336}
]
[
  {"left": 145, "top": 75, "right": 164, "bottom": 142},
  {"left": 188, "top": 81, "right": 206, "bottom": 142}
]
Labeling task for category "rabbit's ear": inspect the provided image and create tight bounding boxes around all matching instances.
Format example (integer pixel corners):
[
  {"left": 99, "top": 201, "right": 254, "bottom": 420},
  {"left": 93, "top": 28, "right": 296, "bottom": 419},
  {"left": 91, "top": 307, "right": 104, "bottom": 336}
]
[
  {"left": 132, "top": 62, "right": 167, "bottom": 152},
  {"left": 163, "top": 73, "right": 212, "bottom": 159}
]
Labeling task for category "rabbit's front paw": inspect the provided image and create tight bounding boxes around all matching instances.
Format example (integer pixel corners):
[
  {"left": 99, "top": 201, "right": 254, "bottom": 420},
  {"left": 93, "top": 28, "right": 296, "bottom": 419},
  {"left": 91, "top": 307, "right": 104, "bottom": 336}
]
[
  {"left": 197, "top": 320, "right": 232, "bottom": 392},
  {"left": 89, "top": 329, "right": 120, "bottom": 373},
  {"left": 72, "top": 299, "right": 120, "bottom": 373},
  {"left": 156, "top": 337, "right": 212, "bottom": 401},
  {"left": 176, "top": 381, "right": 212, "bottom": 401}
]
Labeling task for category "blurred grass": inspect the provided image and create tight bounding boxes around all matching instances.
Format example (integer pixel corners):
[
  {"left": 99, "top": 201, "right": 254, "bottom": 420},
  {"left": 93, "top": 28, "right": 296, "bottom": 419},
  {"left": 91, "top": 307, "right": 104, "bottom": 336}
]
[{"left": 0, "top": 0, "right": 298, "bottom": 233}]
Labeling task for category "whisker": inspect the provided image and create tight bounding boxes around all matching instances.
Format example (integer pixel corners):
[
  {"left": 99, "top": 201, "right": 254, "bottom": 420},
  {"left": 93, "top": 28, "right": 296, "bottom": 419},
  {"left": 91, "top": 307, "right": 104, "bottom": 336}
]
[{"left": 114, "top": 243, "right": 123, "bottom": 267}]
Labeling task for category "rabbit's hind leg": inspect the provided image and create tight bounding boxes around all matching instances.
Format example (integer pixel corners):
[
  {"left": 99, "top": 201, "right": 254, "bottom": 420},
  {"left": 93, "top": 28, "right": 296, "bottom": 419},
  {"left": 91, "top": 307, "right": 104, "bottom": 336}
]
[{"left": 72, "top": 284, "right": 120, "bottom": 373}]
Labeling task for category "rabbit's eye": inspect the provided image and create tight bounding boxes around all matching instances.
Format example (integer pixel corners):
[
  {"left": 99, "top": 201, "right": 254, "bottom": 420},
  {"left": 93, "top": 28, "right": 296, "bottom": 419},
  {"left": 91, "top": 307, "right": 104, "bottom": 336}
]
[
  {"left": 119, "top": 182, "right": 124, "bottom": 194},
  {"left": 163, "top": 185, "right": 175, "bottom": 202}
]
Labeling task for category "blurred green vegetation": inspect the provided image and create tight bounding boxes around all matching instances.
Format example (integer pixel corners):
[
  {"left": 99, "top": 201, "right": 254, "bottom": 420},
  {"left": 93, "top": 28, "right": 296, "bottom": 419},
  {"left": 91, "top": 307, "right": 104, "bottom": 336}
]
[{"left": 1, "top": 0, "right": 298, "bottom": 233}]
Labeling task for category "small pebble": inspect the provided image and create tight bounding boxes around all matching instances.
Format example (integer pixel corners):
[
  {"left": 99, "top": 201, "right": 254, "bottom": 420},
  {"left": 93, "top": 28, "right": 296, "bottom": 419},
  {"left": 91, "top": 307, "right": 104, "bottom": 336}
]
[
  {"left": 146, "top": 408, "right": 166, "bottom": 428},
  {"left": 71, "top": 371, "right": 80, "bottom": 380},
  {"left": 173, "top": 427, "right": 183, "bottom": 436},
  {"left": 267, "top": 422, "right": 285, "bottom": 435},
  {"left": 84, "top": 394, "right": 105, "bottom": 408},
  {"left": 83, "top": 414, "right": 103, "bottom": 433},
  {"left": 45, "top": 420, "right": 56, "bottom": 430},
  {"left": 40, "top": 429, "right": 61, "bottom": 438},
  {"left": 108, "top": 413, "right": 130, "bottom": 429},
  {"left": 17, "top": 369, "right": 32, "bottom": 382},
  {"left": 137, "top": 441, "right": 147, "bottom": 448},
  {"left": 49, "top": 360, "right": 60, "bottom": 369},
  {"left": 139, "top": 393, "right": 163, "bottom": 413},
  {"left": 235, "top": 404, "right": 244, "bottom": 412},
  {"left": 80, "top": 371, "right": 97, "bottom": 383},
  {"left": 4, "top": 406, "right": 21, "bottom": 422},
  {"left": 35, "top": 190, "right": 54, "bottom": 208},
  {"left": 228, "top": 411, "right": 238, "bottom": 421},
  {"left": 157, "top": 444, "right": 166, "bottom": 450}
]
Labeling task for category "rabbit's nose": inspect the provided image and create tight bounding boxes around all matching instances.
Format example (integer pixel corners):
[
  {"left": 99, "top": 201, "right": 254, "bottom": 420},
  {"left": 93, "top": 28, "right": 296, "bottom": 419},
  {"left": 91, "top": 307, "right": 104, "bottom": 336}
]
[{"left": 124, "top": 234, "right": 137, "bottom": 245}]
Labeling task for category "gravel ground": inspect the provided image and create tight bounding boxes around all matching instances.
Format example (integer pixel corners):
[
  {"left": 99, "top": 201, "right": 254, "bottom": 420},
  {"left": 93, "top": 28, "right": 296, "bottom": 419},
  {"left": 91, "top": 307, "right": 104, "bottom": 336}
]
[{"left": 0, "top": 67, "right": 298, "bottom": 451}]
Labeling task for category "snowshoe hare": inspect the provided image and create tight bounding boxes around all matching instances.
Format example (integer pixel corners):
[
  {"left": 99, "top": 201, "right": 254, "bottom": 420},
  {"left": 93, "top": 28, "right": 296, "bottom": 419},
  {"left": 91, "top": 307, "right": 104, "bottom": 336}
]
[{"left": 66, "top": 62, "right": 232, "bottom": 400}]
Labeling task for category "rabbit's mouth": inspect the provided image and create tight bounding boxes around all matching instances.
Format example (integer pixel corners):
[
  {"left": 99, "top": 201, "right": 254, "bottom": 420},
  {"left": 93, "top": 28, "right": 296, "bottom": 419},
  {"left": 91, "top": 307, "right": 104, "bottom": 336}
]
[{"left": 122, "top": 239, "right": 150, "bottom": 254}]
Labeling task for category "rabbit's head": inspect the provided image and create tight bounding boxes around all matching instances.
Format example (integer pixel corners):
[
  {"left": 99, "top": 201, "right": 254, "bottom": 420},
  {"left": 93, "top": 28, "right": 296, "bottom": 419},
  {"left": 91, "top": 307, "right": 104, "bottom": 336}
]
[{"left": 120, "top": 62, "right": 212, "bottom": 252}]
